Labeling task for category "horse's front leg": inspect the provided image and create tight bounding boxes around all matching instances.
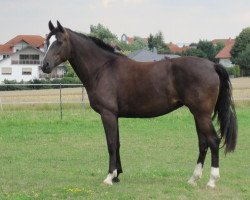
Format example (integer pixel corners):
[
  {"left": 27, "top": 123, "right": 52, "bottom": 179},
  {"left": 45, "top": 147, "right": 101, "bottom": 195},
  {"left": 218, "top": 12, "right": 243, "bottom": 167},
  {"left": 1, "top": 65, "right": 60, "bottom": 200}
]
[{"left": 101, "top": 111, "right": 118, "bottom": 185}]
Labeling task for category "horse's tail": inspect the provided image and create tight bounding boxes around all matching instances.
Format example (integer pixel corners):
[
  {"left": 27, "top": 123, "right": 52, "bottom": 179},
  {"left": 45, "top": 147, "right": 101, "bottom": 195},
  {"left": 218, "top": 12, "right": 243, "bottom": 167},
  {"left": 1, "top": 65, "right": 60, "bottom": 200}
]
[{"left": 213, "top": 63, "right": 238, "bottom": 154}]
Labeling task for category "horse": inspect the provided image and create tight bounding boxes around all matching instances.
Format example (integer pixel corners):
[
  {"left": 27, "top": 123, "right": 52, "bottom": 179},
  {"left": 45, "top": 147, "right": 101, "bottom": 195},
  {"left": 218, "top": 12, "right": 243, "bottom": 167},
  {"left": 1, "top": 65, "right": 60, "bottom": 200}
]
[{"left": 41, "top": 21, "right": 237, "bottom": 188}]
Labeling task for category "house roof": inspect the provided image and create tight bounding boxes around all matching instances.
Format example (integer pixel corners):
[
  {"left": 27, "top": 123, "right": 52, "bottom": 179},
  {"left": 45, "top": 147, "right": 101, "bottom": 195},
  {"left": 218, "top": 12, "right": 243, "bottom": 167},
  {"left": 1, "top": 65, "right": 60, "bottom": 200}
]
[
  {"left": 215, "top": 38, "right": 235, "bottom": 59},
  {"left": 167, "top": 42, "right": 190, "bottom": 53},
  {"left": 0, "top": 44, "right": 12, "bottom": 54},
  {"left": 128, "top": 49, "right": 179, "bottom": 62},
  {"left": 122, "top": 34, "right": 148, "bottom": 45},
  {"left": 0, "top": 35, "right": 45, "bottom": 54}
]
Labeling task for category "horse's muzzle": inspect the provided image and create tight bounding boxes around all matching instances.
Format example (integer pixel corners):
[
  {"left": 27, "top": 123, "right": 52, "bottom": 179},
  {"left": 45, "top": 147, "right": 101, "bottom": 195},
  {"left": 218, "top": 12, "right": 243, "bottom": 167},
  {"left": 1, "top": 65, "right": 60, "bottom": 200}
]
[{"left": 41, "top": 62, "right": 52, "bottom": 74}]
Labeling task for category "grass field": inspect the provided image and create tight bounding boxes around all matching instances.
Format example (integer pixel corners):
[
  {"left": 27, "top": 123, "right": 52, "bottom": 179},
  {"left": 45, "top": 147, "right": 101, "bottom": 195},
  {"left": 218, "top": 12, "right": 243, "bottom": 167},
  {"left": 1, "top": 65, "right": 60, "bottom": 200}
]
[{"left": 0, "top": 104, "right": 249, "bottom": 200}]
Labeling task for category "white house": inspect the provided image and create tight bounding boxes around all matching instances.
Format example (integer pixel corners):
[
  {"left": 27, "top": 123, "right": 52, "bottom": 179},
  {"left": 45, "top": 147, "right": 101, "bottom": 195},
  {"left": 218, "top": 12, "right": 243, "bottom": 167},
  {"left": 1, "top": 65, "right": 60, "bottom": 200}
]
[
  {"left": 0, "top": 35, "right": 65, "bottom": 82},
  {"left": 215, "top": 38, "right": 235, "bottom": 68}
]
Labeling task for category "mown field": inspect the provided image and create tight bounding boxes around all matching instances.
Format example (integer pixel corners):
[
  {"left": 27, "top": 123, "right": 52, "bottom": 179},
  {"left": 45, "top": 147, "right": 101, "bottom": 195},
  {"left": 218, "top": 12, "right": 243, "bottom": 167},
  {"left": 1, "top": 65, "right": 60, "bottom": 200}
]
[
  {"left": 0, "top": 103, "right": 249, "bottom": 199},
  {"left": 0, "top": 77, "right": 250, "bottom": 106}
]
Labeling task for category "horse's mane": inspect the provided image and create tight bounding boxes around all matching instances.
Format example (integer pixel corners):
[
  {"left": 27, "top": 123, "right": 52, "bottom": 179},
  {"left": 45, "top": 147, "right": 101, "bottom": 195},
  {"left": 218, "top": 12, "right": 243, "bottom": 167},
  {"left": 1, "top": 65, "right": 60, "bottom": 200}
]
[{"left": 68, "top": 29, "right": 125, "bottom": 57}]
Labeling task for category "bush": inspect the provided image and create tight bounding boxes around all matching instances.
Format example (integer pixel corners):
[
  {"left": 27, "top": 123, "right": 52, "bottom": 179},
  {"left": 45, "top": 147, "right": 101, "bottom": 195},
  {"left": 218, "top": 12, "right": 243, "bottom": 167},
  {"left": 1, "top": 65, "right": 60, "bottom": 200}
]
[
  {"left": 226, "top": 65, "right": 241, "bottom": 77},
  {"left": 234, "top": 65, "right": 241, "bottom": 77},
  {"left": 0, "top": 78, "right": 83, "bottom": 91}
]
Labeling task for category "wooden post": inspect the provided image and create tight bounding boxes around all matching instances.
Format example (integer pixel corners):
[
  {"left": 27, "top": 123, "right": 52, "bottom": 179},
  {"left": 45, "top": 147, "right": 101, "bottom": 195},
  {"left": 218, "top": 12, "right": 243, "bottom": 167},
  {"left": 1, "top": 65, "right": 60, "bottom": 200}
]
[{"left": 60, "top": 83, "right": 63, "bottom": 120}]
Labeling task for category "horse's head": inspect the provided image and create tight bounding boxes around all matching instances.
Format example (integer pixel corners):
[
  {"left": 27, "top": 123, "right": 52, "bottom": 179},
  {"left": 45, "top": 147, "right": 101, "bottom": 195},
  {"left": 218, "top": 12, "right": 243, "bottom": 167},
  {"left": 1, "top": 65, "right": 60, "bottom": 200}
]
[{"left": 42, "top": 21, "right": 71, "bottom": 74}]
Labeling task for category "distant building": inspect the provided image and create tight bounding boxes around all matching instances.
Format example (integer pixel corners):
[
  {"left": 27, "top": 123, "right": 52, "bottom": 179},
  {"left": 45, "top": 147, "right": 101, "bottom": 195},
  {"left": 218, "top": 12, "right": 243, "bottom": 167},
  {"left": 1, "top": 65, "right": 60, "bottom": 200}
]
[
  {"left": 167, "top": 42, "right": 190, "bottom": 53},
  {"left": 128, "top": 49, "right": 179, "bottom": 62},
  {"left": 215, "top": 38, "right": 235, "bottom": 68},
  {"left": 0, "top": 35, "right": 65, "bottom": 82},
  {"left": 121, "top": 34, "right": 147, "bottom": 44}
]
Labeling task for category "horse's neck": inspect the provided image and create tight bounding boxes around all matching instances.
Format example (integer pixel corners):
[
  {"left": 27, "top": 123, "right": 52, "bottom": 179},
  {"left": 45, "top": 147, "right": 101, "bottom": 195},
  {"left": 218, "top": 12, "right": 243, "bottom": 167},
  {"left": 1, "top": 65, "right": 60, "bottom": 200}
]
[{"left": 68, "top": 35, "right": 115, "bottom": 89}]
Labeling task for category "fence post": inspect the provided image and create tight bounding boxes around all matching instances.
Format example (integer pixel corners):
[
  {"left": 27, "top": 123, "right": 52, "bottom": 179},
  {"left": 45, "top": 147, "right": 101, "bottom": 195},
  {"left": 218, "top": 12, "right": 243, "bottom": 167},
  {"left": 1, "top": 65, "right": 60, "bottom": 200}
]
[{"left": 60, "top": 83, "right": 63, "bottom": 120}]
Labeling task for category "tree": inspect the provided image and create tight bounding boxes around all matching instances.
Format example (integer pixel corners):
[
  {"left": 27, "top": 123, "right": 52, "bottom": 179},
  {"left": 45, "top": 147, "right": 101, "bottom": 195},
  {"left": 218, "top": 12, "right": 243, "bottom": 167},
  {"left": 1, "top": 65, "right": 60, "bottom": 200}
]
[
  {"left": 182, "top": 48, "right": 207, "bottom": 58},
  {"left": 197, "top": 40, "right": 216, "bottom": 61},
  {"left": 235, "top": 44, "right": 250, "bottom": 69},
  {"left": 117, "top": 41, "right": 132, "bottom": 54},
  {"left": 148, "top": 31, "right": 170, "bottom": 54},
  {"left": 64, "top": 61, "right": 78, "bottom": 78},
  {"left": 130, "top": 36, "right": 148, "bottom": 51},
  {"left": 214, "top": 42, "right": 225, "bottom": 55},
  {"left": 89, "top": 23, "right": 118, "bottom": 44},
  {"left": 231, "top": 27, "right": 250, "bottom": 64},
  {"left": 117, "top": 37, "right": 148, "bottom": 54}
]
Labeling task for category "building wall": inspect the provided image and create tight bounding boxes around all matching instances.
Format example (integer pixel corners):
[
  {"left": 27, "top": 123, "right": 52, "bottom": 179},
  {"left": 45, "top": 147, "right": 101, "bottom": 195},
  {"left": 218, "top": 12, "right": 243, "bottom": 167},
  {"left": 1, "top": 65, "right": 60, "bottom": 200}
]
[
  {"left": 11, "top": 46, "right": 44, "bottom": 61},
  {"left": 0, "top": 58, "right": 40, "bottom": 82},
  {"left": 13, "top": 41, "right": 29, "bottom": 53},
  {"left": 219, "top": 58, "right": 233, "bottom": 68}
]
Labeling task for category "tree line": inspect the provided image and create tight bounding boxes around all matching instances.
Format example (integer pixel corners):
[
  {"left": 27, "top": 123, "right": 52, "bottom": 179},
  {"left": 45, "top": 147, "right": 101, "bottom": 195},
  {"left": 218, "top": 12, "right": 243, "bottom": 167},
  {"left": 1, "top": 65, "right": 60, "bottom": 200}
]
[{"left": 88, "top": 23, "right": 250, "bottom": 76}]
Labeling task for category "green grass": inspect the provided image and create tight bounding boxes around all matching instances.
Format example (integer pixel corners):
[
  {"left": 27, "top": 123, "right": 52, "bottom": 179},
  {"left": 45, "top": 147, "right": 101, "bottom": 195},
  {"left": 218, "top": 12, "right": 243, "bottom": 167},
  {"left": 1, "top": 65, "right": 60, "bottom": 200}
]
[{"left": 0, "top": 104, "right": 249, "bottom": 199}]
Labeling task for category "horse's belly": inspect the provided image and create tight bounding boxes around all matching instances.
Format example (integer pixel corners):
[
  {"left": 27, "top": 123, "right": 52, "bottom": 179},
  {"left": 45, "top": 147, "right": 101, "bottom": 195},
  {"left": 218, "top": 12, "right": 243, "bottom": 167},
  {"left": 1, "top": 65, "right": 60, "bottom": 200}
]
[{"left": 118, "top": 98, "right": 183, "bottom": 118}]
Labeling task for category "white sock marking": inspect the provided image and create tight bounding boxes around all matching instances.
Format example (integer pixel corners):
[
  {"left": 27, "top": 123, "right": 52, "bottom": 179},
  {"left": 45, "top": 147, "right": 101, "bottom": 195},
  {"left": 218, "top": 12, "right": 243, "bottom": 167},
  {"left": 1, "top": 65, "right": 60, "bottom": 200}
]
[
  {"left": 103, "top": 169, "right": 117, "bottom": 185},
  {"left": 188, "top": 163, "right": 203, "bottom": 186},
  {"left": 207, "top": 167, "right": 220, "bottom": 188}
]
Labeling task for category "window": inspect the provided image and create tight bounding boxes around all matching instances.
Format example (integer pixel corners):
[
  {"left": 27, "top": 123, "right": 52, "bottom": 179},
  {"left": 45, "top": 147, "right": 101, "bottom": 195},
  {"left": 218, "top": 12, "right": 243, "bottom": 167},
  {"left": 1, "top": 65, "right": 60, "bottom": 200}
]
[
  {"left": 3, "top": 55, "right": 9, "bottom": 59},
  {"left": 18, "top": 54, "right": 40, "bottom": 65},
  {"left": 2, "top": 67, "right": 12, "bottom": 75},
  {"left": 20, "top": 54, "right": 39, "bottom": 60},
  {"left": 22, "top": 68, "right": 32, "bottom": 75}
]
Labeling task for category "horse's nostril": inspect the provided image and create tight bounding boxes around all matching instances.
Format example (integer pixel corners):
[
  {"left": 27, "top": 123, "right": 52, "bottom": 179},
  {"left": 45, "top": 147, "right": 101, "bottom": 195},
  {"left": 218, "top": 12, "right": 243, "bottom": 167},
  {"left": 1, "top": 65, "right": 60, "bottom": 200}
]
[{"left": 43, "top": 62, "right": 49, "bottom": 68}]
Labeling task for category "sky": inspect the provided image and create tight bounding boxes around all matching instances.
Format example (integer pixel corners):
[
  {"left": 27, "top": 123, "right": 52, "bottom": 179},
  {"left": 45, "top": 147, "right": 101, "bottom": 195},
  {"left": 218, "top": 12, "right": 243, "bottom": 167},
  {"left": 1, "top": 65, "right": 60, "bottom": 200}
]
[{"left": 1, "top": 0, "right": 250, "bottom": 45}]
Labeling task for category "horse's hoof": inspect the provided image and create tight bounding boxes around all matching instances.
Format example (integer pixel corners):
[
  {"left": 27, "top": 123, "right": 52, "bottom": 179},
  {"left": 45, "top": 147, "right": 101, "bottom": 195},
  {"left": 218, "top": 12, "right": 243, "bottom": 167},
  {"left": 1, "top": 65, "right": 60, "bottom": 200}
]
[
  {"left": 188, "top": 179, "right": 197, "bottom": 186},
  {"left": 112, "top": 177, "right": 120, "bottom": 183},
  {"left": 103, "top": 179, "right": 113, "bottom": 186},
  {"left": 206, "top": 182, "right": 216, "bottom": 189}
]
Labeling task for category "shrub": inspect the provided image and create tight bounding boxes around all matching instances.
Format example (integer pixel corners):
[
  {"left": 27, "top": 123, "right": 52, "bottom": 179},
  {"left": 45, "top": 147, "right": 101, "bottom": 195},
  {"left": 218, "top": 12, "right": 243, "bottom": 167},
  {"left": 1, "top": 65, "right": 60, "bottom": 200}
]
[
  {"left": 0, "top": 78, "right": 83, "bottom": 91},
  {"left": 226, "top": 65, "right": 241, "bottom": 77}
]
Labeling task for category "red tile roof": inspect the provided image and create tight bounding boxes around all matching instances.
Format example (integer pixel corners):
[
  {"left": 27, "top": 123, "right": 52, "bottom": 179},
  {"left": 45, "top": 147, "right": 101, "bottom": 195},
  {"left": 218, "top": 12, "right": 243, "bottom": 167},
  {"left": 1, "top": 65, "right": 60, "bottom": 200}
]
[
  {"left": 215, "top": 38, "right": 235, "bottom": 59},
  {"left": 127, "top": 37, "right": 134, "bottom": 44},
  {"left": 0, "top": 44, "right": 12, "bottom": 54},
  {"left": 167, "top": 42, "right": 190, "bottom": 53},
  {"left": 0, "top": 35, "right": 45, "bottom": 54},
  {"left": 126, "top": 36, "right": 148, "bottom": 44}
]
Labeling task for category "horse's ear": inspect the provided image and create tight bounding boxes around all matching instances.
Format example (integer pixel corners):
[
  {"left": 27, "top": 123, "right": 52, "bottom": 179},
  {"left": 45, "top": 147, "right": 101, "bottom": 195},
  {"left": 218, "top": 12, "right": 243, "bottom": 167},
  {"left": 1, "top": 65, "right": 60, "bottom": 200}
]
[
  {"left": 48, "top": 20, "right": 55, "bottom": 32},
  {"left": 57, "top": 21, "right": 65, "bottom": 33}
]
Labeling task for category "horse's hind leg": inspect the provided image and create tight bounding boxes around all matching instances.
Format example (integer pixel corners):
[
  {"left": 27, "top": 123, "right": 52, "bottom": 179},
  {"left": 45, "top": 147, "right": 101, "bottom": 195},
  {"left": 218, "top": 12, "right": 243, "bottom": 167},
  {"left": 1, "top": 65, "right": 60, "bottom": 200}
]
[
  {"left": 188, "top": 114, "right": 220, "bottom": 188},
  {"left": 188, "top": 118, "right": 208, "bottom": 186}
]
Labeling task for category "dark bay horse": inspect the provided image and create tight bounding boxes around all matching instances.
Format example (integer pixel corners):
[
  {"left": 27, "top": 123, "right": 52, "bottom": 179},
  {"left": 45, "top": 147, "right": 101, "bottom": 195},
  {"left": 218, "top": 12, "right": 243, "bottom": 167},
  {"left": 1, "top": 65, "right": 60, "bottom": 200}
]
[{"left": 42, "top": 21, "right": 237, "bottom": 188}]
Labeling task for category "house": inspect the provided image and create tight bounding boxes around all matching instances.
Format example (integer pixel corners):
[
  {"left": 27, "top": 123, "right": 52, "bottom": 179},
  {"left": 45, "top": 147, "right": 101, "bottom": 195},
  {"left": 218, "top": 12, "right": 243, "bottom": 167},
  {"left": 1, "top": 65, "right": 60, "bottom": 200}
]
[
  {"left": 0, "top": 35, "right": 65, "bottom": 82},
  {"left": 121, "top": 34, "right": 147, "bottom": 44},
  {"left": 167, "top": 42, "right": 190, "bottom": 53},
  {"left": 215, "top": 38, "right": 235, "bottom": 68},
  {"left": 128, "top": 49, "right": 179, "bottom": 62}
]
